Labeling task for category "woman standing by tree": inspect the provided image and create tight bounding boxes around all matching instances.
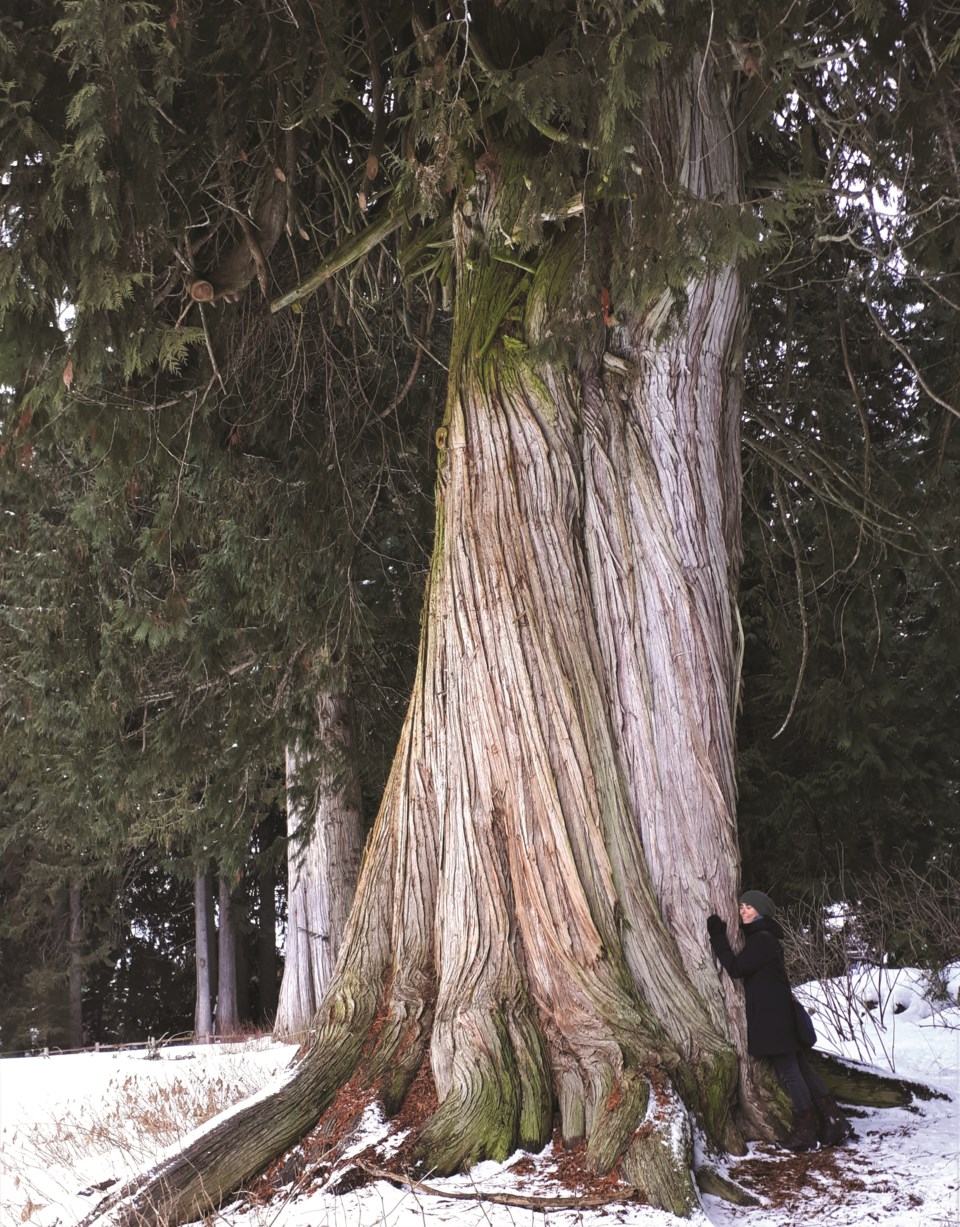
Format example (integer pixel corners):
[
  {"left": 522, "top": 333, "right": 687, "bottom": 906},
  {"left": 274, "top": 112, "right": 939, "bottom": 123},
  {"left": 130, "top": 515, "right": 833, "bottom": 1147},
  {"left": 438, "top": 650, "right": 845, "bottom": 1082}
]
[{"left": 707, "top": 891, "right": 852, "bottom": 1151}]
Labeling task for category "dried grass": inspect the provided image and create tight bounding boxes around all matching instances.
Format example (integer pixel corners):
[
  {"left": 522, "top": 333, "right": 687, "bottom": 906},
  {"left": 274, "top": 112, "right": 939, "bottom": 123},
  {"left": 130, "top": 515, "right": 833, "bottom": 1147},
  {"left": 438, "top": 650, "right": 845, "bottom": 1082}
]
[{"left": 1, "top": 1041, "right": 278, "bottom": 1227}]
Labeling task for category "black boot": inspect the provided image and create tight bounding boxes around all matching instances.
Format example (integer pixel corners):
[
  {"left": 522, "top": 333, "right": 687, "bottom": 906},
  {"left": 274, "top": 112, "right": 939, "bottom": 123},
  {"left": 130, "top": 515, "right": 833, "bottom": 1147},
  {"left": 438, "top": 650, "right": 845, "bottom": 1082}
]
[
  {"left": 782, "top": 1107, "right": 819, "bottom": 1152},
  {"left": 815, "top": 1096, "right": 853, "bottom": 1146}
]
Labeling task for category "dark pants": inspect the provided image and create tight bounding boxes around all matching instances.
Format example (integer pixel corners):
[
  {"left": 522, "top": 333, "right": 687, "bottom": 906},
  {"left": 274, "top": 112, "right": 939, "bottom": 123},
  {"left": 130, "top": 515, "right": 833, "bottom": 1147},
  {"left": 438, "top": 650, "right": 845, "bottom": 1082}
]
[{"left": 771, "top": 1050, "right": 828, "bottom": 1111}]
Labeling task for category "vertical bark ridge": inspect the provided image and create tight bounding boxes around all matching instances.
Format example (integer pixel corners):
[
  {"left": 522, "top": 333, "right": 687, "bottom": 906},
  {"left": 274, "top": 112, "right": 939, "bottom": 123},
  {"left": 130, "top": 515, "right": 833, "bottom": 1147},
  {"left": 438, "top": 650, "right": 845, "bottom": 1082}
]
[
  {"left": 402, "top": 225, "right": 739, "bottom": 1171},
  {"left": 581, "top": 61, "right": 751, "bottom": 1068},
  {"left": 216, "top": 875, "right": 239, "bottom": 1035}
]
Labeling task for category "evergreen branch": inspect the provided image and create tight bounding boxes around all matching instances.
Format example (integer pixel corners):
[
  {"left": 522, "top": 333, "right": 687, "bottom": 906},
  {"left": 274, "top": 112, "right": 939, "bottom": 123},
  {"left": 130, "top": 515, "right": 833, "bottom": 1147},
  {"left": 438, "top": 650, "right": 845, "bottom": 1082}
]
[
  {"left": 491, "top": 252, "right": 537, "bottom": 273},
  {"left": 838, "top": 296, "right": 871, "bottom": 574},
  {"left": 466, "top": 30, "right": 595, "bottom": 152},
  {"left": 746, "top": 418, "right": 958, "bottom": 596},
  {"left": 357, "top": 0, "right": 387, "bottom": 209},
  {"left": 527, "top": 113, "right": 596, "bottom": 152},
  {"left": 137, "top": 657, "right": 260, "bottom": 707},
  {"left": 744, "top": 409, "right": 916, "bottom": 542},
  {"left": 395, "top": 216, "right": 453, "bottom": 280},
  {"left": 270, "top": 211, "right": 403, "bottom": 313}
]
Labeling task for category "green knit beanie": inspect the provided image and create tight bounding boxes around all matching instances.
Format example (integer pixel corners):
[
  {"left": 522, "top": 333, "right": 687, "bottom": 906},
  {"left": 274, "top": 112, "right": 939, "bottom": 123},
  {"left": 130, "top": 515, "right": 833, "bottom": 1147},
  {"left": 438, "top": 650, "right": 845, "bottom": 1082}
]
[{"left": 740, "top": 889, "right": 777, "bottom": 917}]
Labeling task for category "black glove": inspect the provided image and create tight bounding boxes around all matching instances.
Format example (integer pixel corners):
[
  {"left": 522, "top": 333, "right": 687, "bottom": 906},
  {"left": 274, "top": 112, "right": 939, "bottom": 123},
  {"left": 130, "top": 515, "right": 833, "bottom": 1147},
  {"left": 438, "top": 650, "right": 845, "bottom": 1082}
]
[{"left": 706, "top": 913, "right": 726, "bottom": 937}]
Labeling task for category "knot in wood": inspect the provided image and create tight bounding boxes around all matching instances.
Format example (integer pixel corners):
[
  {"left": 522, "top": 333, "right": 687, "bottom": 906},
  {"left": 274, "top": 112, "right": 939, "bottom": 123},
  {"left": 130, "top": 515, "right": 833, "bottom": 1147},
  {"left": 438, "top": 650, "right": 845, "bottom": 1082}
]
[{"left": 189, "top": 279, "right": 215, "bottom": 302}]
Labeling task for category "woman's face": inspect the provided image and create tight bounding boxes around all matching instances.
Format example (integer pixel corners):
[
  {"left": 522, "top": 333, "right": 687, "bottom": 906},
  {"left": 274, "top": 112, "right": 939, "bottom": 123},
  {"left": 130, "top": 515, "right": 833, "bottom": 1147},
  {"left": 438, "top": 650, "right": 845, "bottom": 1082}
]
[{"left": 739, "top": 902, "right": 760, "bottom": 924}]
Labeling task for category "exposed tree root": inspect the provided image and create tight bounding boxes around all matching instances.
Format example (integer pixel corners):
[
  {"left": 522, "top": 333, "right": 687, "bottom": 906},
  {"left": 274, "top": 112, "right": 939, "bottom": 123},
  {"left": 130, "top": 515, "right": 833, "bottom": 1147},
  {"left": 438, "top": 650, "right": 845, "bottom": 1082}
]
[
  {"left": 694, "top": 1166, "right": 761, "bottom": 1206},
  {"left": 77, "top": 1003, "right": 929, "bottom": 1226},
  {"left": 810, "top": 1051, "right": 950, "bottom": 1106},
  {"left": 354, "top": 1158, "right": 641, "bottom": 1210},
  {"left": 412, "top": 1004, "right": 552, "bottom": 1173},
  {"left": 71, "top": 41, "right": 921, "bottom": 1227}
]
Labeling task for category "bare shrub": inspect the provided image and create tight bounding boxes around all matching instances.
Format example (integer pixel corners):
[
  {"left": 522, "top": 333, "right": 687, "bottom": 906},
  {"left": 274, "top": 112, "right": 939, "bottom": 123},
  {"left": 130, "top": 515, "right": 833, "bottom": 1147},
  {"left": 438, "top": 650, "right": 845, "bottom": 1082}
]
[{"left": 779, "top": 858, "right": 960, "bottom": 1069}]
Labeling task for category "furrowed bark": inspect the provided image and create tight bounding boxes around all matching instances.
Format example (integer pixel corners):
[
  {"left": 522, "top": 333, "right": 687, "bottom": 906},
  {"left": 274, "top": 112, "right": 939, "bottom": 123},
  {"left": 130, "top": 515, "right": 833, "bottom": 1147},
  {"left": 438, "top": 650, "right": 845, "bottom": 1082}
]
[
  {"left": 257, "top": 856, "right": 278, "bottom": 1022},
  {"left": 580, "top": 60, "right": 772, "bottom": 1136}
]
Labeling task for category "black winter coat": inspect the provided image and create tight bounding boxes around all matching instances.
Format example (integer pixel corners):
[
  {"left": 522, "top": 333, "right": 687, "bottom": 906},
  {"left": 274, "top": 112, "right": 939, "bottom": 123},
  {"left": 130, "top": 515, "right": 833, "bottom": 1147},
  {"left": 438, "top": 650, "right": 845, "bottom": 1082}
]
[{"left": 710, "top": 917, "right": 799, "bottom": 1056}]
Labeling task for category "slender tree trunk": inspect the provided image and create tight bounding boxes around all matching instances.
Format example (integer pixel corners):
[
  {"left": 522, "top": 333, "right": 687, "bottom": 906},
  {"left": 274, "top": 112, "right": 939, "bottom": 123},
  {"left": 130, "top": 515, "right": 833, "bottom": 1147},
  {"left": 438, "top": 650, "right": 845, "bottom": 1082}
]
[
  {"left": 206, "top": 866, "right": 219, "bottom": 999},
  {"left": 194, "top": 869, "right": 214, "bottom": 1043},
  {"left": 216, "top": 875, "right": 239, "bottom": 1037},
  {"left": 81, "top": 55, "right": 779, "bottom": 1227},
  {"left": 235, "top": 893, "right": 250, "bottom": 1025},
  {"left": 257, "top": 857, "right": 278, "bottom": 1023},
  {"left": 67, "top": 879, "right": 84, "bottom": 1051},
  {"left": 274, "top": 687, "right": 364, "bottom": 1041}
]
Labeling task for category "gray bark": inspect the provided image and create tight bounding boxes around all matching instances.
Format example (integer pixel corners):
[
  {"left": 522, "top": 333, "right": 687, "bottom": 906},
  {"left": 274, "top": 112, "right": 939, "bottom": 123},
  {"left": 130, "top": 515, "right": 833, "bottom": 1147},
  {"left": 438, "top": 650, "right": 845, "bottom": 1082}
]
[
  {"left": 274, "top": 688, "right": 364, "bottom": 1041},
  {"left": 235, "top": 895, "right": 250, "bottom": 1024},
  {"left": 206, "top": 867, "right": 218, "bottom": 999},
  {"left": 215, "top": 876, "right": 239, "bottom": 1037},
  {"left": 580, "top": 67, "right": 763, "bottom": 1123},
  {"left": 194, "top": 869, "right": 214, "bottom": 1043}
]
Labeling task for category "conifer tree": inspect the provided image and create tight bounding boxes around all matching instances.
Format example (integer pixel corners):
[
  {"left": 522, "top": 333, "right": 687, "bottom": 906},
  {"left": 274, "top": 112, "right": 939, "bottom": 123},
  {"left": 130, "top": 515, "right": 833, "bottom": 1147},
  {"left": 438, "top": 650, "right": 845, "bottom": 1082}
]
[{"left": 2, "top": 0, "right": 959, "bottom": 1222}]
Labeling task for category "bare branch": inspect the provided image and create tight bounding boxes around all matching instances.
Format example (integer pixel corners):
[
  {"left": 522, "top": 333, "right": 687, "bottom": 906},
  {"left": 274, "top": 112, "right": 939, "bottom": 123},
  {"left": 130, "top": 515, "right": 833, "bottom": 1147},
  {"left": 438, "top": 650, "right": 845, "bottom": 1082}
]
[
  {"left": 865, "top": 302, "right": 960, "bottom": 421},
  {"left": 270, "top": 211, "right": 403, "bottom": 313},
  {"left": 354, "top": 1160, "right": 639, "bottom": 1210}
]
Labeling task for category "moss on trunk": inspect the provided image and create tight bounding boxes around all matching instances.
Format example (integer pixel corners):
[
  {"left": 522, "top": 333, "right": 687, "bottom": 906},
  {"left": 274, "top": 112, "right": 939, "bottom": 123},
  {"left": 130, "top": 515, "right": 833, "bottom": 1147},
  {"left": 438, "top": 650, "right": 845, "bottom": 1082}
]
[{"left": 811, "top": 1051, "right": 948, "bottom": 1107}]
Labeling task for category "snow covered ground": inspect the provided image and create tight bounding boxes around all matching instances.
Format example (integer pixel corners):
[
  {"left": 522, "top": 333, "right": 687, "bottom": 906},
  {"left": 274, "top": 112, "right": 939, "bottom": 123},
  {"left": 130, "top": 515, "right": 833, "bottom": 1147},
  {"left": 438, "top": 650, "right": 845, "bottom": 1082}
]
[{"left": 1, "top": 967, "right": 957, "bottom": 1227}]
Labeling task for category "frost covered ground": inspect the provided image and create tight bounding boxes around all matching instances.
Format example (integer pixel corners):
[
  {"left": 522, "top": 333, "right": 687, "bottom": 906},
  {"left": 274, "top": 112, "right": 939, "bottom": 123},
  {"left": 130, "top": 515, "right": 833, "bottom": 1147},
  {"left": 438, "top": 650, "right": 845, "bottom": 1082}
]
[{"left": 1, "top": 966, "right": 957, "bottom": 1227}]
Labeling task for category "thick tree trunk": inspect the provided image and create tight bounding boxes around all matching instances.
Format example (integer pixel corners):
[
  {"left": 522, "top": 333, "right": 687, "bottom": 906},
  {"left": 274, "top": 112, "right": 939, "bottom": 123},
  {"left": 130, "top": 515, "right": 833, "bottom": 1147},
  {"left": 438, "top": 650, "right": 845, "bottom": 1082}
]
[
  {"left": 194, "top": 869, "right": 214, "bottom": 1043},
  {"left": 67, "top": 879, "right": 84, "bottom": 1051},
  {"left": 274, "top": 688, "right": 364, "bottom": 1041},
  {"left": 215, "top": 875, "right": 239, "bottom": 1037},
  {"left": 81, "top": 56, "right": 774, "bottom": 1227}
]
